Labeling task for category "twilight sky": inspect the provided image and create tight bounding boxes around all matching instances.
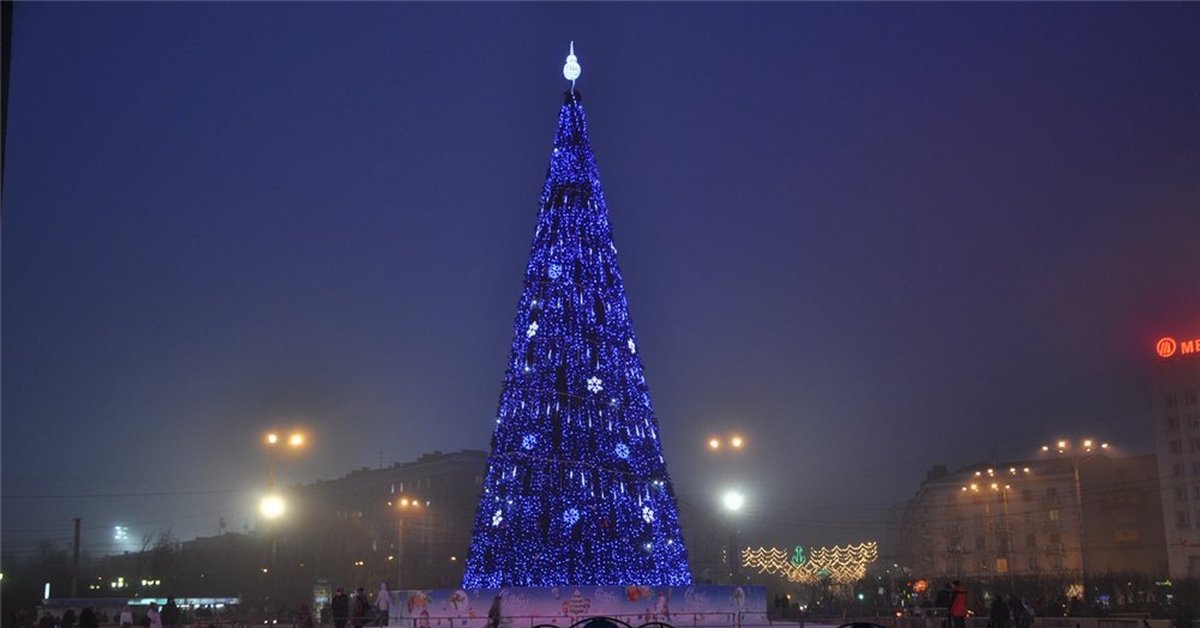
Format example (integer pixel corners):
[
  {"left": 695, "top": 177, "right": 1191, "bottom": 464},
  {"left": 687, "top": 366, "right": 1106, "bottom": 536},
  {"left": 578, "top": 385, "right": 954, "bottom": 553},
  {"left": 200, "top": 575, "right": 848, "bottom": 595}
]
[{"left": 3, "top": 3, "right": 1199, "bottom": 557}]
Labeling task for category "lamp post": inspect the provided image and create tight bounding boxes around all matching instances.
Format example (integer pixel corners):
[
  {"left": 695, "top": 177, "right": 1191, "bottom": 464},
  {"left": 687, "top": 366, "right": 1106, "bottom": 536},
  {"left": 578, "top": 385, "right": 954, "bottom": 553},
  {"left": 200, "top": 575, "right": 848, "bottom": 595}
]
[
  {"left": 963, "top": 475, "right": 1019, "bottom": 588},
  {"left": 258, "top": 428, "right": 306, "bottom": 607},
  {"left": 394, "top": 496, "right": 421, "bottom": 590},
  {"left": 721, "top": 490, "right": 746, "bottom": 584},
  {"left": 259, "top": 430, "right": 306, "bottom": 521},
  {"left": 709, "top": 434, "right": 748, "bottom": 585},
  {"left": 1041, "top": 438, "right": 1109, "bottom": 600}
]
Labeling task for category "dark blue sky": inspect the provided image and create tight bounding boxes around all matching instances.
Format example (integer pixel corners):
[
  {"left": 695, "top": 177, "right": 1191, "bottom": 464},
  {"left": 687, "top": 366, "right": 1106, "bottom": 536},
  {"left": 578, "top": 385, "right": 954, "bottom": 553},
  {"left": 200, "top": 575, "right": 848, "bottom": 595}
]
[{"left": 4, "top": 3, "right": 1198, "bottom": 555}]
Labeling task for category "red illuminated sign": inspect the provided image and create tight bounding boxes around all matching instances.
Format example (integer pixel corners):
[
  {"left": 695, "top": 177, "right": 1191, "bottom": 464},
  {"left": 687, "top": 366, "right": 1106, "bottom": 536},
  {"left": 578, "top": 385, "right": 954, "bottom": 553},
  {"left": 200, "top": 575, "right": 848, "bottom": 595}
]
[{"left": 1158, "top": 336, "right": 1200, "bottom": 359}]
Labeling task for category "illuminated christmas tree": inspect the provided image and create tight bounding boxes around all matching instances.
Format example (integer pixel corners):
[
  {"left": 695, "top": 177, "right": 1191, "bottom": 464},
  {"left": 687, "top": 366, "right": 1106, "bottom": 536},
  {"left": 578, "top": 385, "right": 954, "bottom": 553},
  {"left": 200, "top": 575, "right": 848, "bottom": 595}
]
[{"left": 462, "top": 45, "right": 691, "bottom": 588}]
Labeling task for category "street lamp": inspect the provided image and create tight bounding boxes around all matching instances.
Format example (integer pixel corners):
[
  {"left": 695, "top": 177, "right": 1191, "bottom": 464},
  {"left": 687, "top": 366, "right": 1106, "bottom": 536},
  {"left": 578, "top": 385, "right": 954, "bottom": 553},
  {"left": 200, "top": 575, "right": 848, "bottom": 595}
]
[
  {"left": 1041, "top": 437, "right": 1111, "bottom": 600},
  {"left": 394, "top": 495, "right": 422, "bottom": 589},
  {"left": 962, "top": 480, "right": 1016, "bottom": 586},
  {"left": 260, "top": 428, "right": 306, "bottom": 596},
  {"left": 720, "top": 490, "right": 746, "bottom": 584}
]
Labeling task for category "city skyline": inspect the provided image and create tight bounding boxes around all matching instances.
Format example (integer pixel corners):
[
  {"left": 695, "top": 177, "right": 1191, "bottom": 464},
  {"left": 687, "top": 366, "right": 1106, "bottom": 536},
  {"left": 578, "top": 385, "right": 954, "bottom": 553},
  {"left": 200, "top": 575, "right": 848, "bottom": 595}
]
[{"left": 3, "top": 2, "right": 1199, "bottom": 559}]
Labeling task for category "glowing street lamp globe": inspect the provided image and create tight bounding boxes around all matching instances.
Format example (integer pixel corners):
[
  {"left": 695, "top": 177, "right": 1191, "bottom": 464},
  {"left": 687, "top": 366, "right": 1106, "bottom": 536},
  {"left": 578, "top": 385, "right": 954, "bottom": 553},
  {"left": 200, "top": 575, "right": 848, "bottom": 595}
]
[
  {"left": 259, "top": 494, "right": 286, "bottom": 519},
  {"left": 722, "top": 490, "right": 746, "bottom": 512}
]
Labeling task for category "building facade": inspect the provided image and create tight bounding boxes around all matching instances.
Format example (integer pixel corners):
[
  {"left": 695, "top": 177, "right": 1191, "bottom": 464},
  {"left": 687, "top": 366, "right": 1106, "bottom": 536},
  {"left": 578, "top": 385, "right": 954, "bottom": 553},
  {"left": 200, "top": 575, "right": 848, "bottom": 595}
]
[
  {"left": 274, "top": 449, "right": 488, "bottom": 591},
  {"left": 897, "top": 454, "right": 1165, "bottom": 581},
  {"left": 1150, "top": 332, "right": 1200, "bottom": 578}
]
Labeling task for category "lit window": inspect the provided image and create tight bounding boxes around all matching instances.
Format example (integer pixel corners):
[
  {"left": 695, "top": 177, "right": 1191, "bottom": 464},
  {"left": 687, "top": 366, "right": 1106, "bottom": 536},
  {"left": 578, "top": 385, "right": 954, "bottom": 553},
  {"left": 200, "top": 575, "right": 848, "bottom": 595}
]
[{"left": 1048, "top": 508, "right": 1061, "bottom": 522}]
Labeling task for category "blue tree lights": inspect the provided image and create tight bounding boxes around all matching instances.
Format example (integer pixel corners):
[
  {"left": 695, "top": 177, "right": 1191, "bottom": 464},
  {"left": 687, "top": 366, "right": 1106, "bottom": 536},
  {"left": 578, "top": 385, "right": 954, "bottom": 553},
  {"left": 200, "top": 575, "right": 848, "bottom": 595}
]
[{"left": 461, "top": 90, "right": 691, "bottom": 588}]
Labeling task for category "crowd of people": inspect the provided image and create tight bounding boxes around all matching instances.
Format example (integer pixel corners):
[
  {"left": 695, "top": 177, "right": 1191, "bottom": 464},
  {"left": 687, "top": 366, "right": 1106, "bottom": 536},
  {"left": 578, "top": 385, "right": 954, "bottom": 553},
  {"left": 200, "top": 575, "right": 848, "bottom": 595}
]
[
  {"left": 328, "top": 583, "right": 390, "bottom": 628},
  {"left": 932, "top": 581, "right": 1036, "bottom": 628},
  {"left": 16, "top": 598, "right": 182, "bottom": 628},
  {"left": 9, "top": 585, "right": 396, "bottom": 628}
]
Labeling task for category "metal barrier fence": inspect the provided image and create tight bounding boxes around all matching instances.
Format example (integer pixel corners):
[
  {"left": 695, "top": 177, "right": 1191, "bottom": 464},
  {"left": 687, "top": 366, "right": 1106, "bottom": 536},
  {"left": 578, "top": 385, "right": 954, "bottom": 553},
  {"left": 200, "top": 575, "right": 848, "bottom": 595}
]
[
  {"left": 388, "top": 613, "right": 774, "bottom": 628},
  {"left": 818, "top": 617, "right": 1169, "bottom": 628},
  {"left": 86, "top": 615, "right": 1171, "bottom": 628}
]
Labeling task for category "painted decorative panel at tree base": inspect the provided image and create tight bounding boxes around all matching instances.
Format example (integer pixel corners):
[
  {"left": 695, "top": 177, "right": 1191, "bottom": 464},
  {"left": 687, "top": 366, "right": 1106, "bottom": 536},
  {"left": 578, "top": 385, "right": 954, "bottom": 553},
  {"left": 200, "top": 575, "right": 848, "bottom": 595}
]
[{"left": 387, "top": 585, "right": 766, "bottom": 628}]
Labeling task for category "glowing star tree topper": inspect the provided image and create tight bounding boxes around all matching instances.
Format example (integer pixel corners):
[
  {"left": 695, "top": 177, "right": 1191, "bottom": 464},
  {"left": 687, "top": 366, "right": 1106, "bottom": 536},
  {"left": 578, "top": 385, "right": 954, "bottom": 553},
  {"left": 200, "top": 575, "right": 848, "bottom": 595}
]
[{"left": 461, "top": 50, "right": 690, "bottom": 588}]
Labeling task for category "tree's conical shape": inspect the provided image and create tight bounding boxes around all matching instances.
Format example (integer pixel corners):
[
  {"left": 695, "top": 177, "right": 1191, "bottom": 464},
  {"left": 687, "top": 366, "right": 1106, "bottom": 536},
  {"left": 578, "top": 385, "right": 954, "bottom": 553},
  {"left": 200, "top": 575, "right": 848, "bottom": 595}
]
[{"left": 462, "top": 92, "right": 692, "bottom": 587}]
